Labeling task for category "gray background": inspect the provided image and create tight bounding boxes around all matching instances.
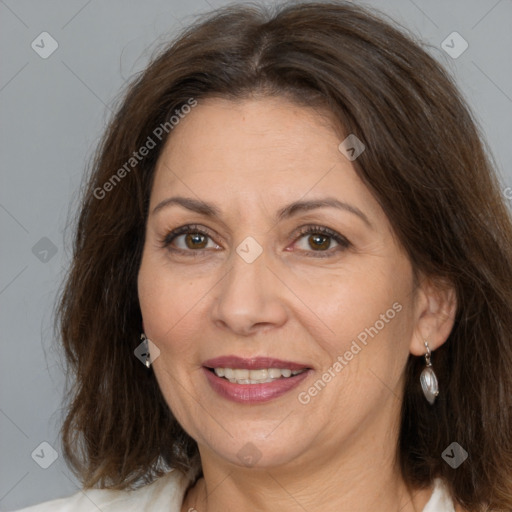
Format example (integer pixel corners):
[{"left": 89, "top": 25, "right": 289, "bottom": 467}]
[{"left": 1, "top": 0, "right": 511, "bottom": 509}]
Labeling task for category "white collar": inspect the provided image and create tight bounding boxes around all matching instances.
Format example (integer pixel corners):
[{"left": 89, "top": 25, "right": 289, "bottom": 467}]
[{"left": 422, "top": 478, "right": 456, "bottom": 512}]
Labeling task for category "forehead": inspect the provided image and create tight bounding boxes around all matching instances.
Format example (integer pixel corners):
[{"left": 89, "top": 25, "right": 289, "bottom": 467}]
[{"left": 150, "top": 97, "right": 380, "bottom": 220}]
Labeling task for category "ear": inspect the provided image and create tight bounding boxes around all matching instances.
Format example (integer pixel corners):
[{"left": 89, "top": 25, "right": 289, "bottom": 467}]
[{"left": 409, "top": 275, "right": 457, "bottom": 356}]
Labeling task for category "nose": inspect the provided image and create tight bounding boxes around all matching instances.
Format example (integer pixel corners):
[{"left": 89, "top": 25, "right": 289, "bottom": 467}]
[{"left": 210, "top": 249, "right": 288, "bottom": 336}]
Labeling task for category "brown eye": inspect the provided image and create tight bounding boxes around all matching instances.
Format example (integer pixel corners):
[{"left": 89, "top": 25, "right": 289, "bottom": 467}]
[
  {"left": 161, "top": 225, "right": 221, "bottom": 252},
  {"left": 307, "top": 234, "right": 332, "bottom": 251},
  {"left": 185, "top": 233, "right": 208, "bottom": 249},
  {"left": 292, "top": 225, "right": 351, "bottom": 257}
]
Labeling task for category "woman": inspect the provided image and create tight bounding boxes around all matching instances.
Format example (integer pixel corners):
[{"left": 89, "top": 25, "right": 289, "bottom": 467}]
[{"left": 17, "top": 1, "right": 512, "bottom": 511}]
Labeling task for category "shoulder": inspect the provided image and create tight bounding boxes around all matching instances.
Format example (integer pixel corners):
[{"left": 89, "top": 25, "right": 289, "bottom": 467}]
[{"left": 13, "top": 469, "right": 190, "bottom": 512}]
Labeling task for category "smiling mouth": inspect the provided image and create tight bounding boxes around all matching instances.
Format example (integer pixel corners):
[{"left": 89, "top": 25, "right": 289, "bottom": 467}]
[{"left": 206, "top": 367, "right": 308, "bottom": 384}]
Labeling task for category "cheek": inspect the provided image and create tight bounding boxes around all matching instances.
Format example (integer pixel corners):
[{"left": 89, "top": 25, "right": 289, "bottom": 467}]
[
  {"left": 137, "top": 256, "right": 216, "bottom": 359},
  {"left": 286, "top": 259, "right": 409, "bottom": 355}
]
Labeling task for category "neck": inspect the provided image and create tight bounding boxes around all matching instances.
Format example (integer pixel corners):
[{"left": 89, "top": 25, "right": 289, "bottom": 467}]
[{"left": 183, "top": 420, "right": 433, "bottom": 512}]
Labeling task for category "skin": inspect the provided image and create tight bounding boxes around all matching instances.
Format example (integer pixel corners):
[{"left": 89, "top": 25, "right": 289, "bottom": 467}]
[{"left": 137, "top": 96, "right": 458, "bottom": 512}]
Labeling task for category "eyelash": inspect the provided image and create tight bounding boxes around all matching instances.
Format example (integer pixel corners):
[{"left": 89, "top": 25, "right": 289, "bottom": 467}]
[
  {"left": 291, "top": 225, "right": 351, "bottom": 257},
  {"left": 158, "top": 224, "right": 351, "bottom": 258}
]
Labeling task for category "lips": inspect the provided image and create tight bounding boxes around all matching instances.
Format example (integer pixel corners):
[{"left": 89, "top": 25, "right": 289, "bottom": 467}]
[
  {"left": 202, "top": 356, "right": 309, "bottom": 371},
  {"left": 202, "top": 355, "right": 312, "bottom": 403}
]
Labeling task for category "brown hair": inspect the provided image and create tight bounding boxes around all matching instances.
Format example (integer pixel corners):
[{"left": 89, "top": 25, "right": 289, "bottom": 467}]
[{"left": 57, "top": 1, "right": 512, "bottom": 509}]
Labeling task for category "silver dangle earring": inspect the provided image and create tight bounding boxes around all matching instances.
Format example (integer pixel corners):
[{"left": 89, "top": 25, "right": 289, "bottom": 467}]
[
  {"left": 140, "top": 333, "right": 151, "bottom": 369},
  {"left": 420, "top": 340, "right": 439, "bottom": 404}
]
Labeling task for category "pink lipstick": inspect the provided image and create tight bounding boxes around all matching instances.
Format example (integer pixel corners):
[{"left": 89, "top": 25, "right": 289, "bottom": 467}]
[{"left": 202, "top": 355, "right": 312, "bottom": 403}]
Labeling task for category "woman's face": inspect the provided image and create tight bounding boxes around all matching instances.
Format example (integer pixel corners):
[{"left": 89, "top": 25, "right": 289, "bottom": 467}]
[{"left": 138, "top": 96, "right": 422, "bottom": 471}]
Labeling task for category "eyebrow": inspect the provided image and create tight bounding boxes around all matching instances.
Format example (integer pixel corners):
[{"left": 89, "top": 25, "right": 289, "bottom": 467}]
[{"left": 151, "top": 196, "right": 372, "bottom": 227}]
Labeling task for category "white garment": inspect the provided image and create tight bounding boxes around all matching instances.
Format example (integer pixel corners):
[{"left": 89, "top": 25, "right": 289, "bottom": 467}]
[{"left": 13, "top": 472, "right": 455, "bottom": 512}]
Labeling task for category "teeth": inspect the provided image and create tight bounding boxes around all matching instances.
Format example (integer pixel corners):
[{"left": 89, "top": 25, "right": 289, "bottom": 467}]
[
  {"left": 243, "top": 369, "right": 267, "bottom": 380},
  {"left": 268, "top": 368, "right": 282, "bottom": 379},
  {"left": 213, "top": 367, "right": 306, "bottom": 384},
  {"left": 233, "top": 369, "right": 250, "bottom": 380}
]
